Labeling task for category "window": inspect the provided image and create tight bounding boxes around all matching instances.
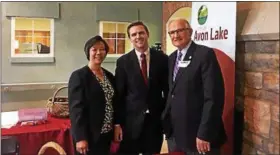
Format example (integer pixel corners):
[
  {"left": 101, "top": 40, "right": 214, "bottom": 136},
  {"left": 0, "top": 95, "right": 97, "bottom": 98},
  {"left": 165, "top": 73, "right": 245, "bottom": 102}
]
[
  {"left": 11, "top": 17, "right": 54, "bottom": 59},
  {"left": 100, "top": 21, "right": 132, "bottom": 56}
]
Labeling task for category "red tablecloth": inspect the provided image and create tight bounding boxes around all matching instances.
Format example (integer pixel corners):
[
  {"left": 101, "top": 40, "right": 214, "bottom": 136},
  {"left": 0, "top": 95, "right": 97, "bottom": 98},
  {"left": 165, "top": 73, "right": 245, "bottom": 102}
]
[{"left": 1, "top": 115, "right": 74, "bottom": 155}]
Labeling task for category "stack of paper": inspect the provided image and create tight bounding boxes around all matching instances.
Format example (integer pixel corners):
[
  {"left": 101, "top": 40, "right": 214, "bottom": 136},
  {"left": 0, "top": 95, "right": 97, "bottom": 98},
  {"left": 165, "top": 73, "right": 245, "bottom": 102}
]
[{"left": 1, "top": 111, "right": 19, "bottom": 129}]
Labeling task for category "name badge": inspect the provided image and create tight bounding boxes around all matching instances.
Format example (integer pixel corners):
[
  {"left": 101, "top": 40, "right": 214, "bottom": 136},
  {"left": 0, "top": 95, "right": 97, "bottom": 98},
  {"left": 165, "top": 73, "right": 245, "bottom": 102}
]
[{"left": 178, "top": 60, "right": 191, "bottom": 68}]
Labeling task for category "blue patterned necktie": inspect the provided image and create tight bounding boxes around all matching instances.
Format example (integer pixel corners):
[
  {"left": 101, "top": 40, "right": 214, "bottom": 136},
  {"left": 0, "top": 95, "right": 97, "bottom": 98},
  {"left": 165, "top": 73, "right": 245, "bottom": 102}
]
[{"left": 173, "top": 51, "right": 182, "bottom": 81}]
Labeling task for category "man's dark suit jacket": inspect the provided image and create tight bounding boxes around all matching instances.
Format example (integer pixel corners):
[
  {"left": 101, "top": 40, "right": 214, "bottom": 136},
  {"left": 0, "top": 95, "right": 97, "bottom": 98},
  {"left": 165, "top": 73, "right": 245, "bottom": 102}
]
[
  {"left": 115, "top": 48, "right": 169, "bottom": 139},
  {"left": 68, "top": 65, "right": 116, "bottom": 144},
  {"left": 162, "top": 42, "right": 227, "bottom": 151}
]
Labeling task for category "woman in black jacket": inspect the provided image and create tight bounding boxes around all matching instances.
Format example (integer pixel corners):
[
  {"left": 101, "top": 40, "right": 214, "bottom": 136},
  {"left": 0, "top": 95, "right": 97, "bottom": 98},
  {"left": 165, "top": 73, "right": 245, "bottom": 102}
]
[{"left": 68, "top": 35, "right": 119, "bottom": 155}]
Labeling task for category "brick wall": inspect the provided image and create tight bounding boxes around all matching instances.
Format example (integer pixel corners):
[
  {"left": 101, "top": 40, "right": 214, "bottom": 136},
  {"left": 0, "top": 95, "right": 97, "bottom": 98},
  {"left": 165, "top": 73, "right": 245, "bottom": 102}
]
[
  {"left": 162, "top": 2, "right": 191, "bottom": 52},
  {"left": 236, "top": 40, "right": 279, "bottom": 154}
]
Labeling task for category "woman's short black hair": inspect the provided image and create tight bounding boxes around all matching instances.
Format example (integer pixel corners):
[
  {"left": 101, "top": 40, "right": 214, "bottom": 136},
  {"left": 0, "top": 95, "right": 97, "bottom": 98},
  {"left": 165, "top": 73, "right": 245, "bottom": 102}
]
[{"left": 84, "top": 35, "right": 109, "bottom": 60}]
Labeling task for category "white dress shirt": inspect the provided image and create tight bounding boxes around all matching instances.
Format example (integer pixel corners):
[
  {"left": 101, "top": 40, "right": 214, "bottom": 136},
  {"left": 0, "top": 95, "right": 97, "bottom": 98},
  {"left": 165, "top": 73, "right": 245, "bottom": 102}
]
[{"left": 177, "top": 40, "right": 192, "bottom": 60}]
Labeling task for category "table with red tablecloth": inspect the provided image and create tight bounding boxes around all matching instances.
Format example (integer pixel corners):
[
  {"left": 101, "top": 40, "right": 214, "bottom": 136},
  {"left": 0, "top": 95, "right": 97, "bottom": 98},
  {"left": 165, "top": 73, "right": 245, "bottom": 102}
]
[
  {"left": 1, "top": 115, "right": 74, "bottom": 155},
  {"left": 1, "top": 113, "right": 193, "bottom": 155}
]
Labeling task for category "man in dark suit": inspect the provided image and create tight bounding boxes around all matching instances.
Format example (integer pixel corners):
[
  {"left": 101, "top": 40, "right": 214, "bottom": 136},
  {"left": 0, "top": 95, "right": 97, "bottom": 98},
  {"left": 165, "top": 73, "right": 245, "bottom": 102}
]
[
  {"left": 161, "top": 19, "right": 227, "bottom": 155},
  {"left": 114, "top": 21, "right": 168, "bottom": 155}
]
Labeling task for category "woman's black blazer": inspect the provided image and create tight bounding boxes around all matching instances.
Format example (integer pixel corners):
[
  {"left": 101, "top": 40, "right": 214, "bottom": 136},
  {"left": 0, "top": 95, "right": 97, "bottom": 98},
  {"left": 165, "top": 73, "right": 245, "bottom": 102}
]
[{"left": 68, "top": 65, "right": 116, "bottom": 143}]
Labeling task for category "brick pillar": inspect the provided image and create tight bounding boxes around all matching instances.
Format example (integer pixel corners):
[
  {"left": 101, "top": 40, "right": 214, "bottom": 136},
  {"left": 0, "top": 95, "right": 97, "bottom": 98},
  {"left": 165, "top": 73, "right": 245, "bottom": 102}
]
[
  {"left": 236, "top": 40, "right": 279, "bottom": 154},
  {"left": 162, "top": 2, "right": 191, "bottom": 53}
]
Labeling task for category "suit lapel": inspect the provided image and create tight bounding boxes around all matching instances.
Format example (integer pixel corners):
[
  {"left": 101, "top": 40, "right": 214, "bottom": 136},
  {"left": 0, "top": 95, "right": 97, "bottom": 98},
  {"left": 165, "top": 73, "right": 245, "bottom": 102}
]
[
  {"left": 148, "top": 48, "right": 156, "bottom": 87},
  {"left": 85, "top": 66, "right": 106, "bottom": 102},
  {"left": 171, "top": 42, "right": 196, "bottom": 92},
  {"left": 169, "top": 51, "right": 177, "bottom": 85}
]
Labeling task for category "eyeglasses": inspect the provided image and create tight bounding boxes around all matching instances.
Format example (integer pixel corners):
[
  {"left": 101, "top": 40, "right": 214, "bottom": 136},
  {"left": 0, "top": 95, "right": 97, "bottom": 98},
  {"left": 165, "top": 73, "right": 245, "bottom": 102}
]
[{"left": 168, "top": 28, "right": 190, "bottom": 36}]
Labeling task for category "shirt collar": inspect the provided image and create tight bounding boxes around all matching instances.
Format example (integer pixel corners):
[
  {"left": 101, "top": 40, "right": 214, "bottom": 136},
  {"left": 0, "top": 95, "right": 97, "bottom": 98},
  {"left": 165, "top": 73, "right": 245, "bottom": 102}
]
[
  {"left": 135, "top": 48, "right": 150, "bottom": 59},
  {"left": 177, "top": 40, "right": 192, "bottom": 56}
]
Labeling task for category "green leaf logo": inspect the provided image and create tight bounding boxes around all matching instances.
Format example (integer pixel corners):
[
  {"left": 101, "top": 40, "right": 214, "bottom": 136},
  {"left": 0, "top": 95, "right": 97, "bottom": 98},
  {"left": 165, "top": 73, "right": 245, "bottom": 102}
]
[{"left": 197, "top": 5, "right": 208, "bottom": 25}]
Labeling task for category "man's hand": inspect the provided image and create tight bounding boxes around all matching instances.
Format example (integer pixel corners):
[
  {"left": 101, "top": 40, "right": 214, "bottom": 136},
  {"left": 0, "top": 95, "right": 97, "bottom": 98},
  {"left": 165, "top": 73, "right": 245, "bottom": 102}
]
[
  {"left": 196, "top": 137, "right": 210, "bottom": 154},
  {"left": 76, "top": 140, "right": 88, "bottom": 154},
  {"left": 114, "top": 125, "right": 123, "bottom": 142}
]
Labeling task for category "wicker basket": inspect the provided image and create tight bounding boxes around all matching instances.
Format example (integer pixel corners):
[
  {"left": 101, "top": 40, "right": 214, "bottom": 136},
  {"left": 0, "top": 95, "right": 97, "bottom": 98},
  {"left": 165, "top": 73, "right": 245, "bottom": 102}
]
[
  {"left": 38, "top": 141, "right": 66, "bottom": 155},
  {"left": 46, "top": 86, "right": 69, "bottom": 118}
]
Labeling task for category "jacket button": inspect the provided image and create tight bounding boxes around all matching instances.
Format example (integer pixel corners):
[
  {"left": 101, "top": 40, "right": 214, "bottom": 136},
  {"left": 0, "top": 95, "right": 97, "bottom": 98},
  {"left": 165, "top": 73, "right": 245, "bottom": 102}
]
[{"left": 171, "top": 95, "right": 174, "bottom": 98}]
